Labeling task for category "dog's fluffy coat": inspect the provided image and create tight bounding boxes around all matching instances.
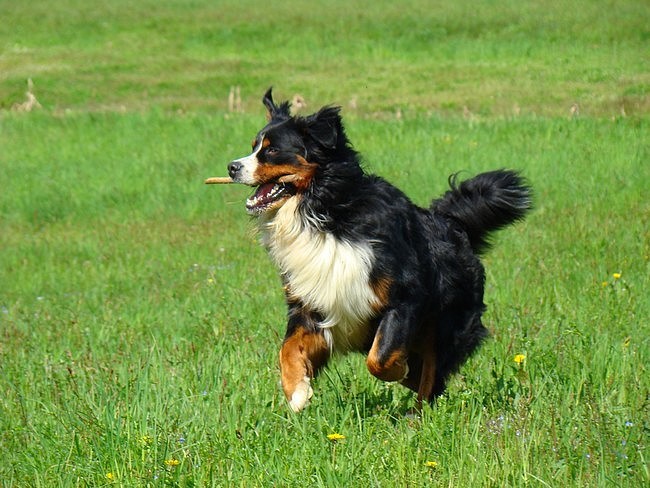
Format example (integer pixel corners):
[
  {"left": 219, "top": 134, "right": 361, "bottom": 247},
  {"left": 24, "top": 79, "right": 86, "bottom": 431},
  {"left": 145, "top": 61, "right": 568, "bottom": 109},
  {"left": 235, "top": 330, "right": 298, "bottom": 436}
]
[{"left": 226, "top": 89, "right": 532, "bottom": 411}]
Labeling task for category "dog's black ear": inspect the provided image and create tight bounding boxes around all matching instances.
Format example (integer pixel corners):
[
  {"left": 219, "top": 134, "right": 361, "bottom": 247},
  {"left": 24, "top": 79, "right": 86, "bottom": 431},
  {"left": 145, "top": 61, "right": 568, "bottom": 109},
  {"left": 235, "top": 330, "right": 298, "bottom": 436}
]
[
  {"left": 305, "top": 106, "right": 341, "bottom": 149},
  {"left": 263, "top": 87, "right": 291, "bottom": 121},
  {"left": 262, "top": 87, "right": 277, "bottom": 121}
]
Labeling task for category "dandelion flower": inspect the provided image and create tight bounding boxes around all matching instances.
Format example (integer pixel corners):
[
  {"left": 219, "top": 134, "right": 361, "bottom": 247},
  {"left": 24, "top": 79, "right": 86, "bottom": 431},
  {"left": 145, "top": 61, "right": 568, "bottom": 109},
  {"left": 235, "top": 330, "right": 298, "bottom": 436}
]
[
  {"left": 601, "top": 281, "right": 608, "bottom": 287},
  {"left": 165, "top": 458, "right": 180, "bottom": 467},
  {"left": 106, "top": 472, "right": 115, "bottom": 481},
  {"left": 139, "top": 434, "right": 154, "bottom": 447},
  {"left": 514, "top": 354, "right": 526, "bottom": 364},
  {"left": 613, "top": 273, "right": 621, "bottom": 279},
  {"left": 425, "top": 461, "right": 438, "bottom": 468},
  {"left": 327, "top": 433, "right": 346, "bottom": 442}
]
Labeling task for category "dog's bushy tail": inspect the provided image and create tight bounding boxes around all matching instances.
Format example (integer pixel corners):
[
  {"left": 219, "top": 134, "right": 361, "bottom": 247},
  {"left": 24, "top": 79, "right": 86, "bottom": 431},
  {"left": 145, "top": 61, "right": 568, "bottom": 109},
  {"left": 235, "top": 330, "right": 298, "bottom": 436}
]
[{"left": 431, "top": 170, "right": 532, "bottom": 254}]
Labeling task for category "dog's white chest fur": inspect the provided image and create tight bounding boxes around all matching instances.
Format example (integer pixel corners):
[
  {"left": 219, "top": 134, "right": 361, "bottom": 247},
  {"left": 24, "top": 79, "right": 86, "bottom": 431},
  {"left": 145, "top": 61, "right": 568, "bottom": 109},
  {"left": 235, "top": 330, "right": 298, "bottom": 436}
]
[{"left": 260, "top": 198, "right": 379, "bottom": 351}]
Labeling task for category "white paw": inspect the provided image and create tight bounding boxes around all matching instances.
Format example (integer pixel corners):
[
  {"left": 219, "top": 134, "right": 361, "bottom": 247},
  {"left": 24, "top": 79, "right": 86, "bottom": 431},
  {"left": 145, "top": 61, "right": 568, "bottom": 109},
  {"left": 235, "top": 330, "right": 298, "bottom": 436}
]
[{"left": 289, "top": 376, "right": 313, "bottom": 412}]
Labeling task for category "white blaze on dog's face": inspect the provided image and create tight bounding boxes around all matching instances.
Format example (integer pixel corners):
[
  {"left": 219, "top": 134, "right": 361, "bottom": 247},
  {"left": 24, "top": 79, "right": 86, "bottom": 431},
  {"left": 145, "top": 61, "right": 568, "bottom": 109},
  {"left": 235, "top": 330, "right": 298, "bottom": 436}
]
[{"left": 229, "top": 135, "right": 265, "bottom": 186}]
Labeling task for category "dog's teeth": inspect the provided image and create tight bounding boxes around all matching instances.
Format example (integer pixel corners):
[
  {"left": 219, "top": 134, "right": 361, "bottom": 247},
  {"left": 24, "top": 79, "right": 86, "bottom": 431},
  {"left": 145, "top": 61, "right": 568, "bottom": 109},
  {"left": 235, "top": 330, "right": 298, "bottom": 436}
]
[{"left": 246, "top": 183, "right": 291, "bottom": 214}]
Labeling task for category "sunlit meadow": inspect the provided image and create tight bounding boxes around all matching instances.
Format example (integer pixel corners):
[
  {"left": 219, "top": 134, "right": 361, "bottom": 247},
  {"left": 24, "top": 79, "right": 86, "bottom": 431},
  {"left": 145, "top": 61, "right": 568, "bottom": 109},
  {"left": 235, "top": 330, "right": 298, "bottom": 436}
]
[{"left": 1, "top": 0, "right": 648, "bottom": 486}]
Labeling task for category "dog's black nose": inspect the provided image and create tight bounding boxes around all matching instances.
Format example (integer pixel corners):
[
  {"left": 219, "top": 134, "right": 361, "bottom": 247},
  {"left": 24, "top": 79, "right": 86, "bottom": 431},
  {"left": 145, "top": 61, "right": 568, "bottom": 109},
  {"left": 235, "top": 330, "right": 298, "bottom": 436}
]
[{"left": 228, "top": 161, "right": 242, "bottom": 178}]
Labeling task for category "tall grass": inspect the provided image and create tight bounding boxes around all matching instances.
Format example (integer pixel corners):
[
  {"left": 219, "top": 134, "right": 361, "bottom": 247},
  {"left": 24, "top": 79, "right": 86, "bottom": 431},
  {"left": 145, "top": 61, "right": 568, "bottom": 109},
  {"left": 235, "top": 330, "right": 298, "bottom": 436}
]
[{"left": 1, "top": 0, "right": 648, "bottom": 486}]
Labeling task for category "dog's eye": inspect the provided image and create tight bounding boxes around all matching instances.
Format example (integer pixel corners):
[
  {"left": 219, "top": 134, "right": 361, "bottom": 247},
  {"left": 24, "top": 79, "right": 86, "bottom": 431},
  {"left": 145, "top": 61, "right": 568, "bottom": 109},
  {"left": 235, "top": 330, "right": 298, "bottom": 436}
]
[{"left": 266, "top": 147, "right": 279, "bottom": 156}]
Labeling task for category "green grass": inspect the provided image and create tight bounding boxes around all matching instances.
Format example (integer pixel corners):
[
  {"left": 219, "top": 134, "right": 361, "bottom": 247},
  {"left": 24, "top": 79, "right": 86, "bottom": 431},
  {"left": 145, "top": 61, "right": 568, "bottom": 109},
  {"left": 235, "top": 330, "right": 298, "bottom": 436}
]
[
  {"left": 1, "top": 1, "right": 649, "bottom": 486},
  {"left": 1, "top": 0, "right": 648, "bottom": 116}
]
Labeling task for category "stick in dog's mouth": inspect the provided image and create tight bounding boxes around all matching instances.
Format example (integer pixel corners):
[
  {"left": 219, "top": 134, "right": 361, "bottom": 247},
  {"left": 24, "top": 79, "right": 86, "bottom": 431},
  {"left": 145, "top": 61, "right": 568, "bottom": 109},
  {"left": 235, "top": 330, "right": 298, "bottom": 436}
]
[
  {"left": 204, "top": 174, "right": 300, "bottom": 185},
  {"left": 204, "top": 177, "right": 234, "bottom": 184}
]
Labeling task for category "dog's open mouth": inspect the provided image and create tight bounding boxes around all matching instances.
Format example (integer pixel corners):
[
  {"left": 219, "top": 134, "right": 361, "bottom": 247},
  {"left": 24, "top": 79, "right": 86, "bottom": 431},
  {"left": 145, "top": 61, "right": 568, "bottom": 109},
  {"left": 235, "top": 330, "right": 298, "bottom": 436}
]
[{"left": 246, "top": 182, "right": 296, "bottom": 215}]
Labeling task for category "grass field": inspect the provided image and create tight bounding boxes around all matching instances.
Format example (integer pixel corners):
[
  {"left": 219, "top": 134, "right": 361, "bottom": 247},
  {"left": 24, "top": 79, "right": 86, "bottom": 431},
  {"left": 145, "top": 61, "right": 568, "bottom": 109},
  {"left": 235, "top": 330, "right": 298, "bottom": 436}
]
[{"left": 1, "top": 1, "right": 648, "bottom": 486}]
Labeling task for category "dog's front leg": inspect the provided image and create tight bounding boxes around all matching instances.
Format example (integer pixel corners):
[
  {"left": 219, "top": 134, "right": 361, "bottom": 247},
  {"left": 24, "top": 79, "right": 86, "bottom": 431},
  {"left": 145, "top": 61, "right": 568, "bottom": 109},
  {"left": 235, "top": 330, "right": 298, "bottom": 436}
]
[{"left": 279, "top": 305, "right": 330, "bottom": 412}]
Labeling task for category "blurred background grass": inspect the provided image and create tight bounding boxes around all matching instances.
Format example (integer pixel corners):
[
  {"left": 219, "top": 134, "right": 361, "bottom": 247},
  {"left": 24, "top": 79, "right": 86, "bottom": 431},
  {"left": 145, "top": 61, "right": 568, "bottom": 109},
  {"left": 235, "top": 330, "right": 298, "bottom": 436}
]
[{"left": 1, "top": 0, "right": 648, "bottom": 116}]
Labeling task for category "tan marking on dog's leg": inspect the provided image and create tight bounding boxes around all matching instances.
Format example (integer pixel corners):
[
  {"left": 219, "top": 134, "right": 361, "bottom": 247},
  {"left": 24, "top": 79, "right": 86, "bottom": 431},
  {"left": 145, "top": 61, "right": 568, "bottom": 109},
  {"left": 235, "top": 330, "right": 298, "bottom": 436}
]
[
  {"left": 279, "top": 328, "right": 329, "bottom": 412},
  {"left": 366, "top": 332, "right": 409, "bottom": 382},
  {"left": 416, "top": 351, "right": 436, "bottom": 409}
]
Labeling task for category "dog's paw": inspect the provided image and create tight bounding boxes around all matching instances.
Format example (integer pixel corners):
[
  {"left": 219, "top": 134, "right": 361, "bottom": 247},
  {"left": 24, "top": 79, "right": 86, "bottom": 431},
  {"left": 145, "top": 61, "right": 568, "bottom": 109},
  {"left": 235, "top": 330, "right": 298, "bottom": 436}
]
[{"left": 288, "top": 376, "right": 313, "bottom": 412}]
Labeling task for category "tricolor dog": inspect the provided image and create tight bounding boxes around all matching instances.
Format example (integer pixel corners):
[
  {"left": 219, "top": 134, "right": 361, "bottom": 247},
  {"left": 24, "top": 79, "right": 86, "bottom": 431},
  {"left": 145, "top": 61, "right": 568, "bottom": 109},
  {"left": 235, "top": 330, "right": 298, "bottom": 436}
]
[{"left": 217, "top": 89, "right": 531, "bottom": 412}]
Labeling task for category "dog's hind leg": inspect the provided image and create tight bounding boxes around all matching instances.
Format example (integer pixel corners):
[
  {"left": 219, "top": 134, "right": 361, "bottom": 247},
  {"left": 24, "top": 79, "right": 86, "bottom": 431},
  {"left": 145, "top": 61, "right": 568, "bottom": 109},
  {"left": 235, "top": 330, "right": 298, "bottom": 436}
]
[
  {"left": 416, "top": 345, "right": 436, "bottom": 408},
  {"left": 398, "top": 330, "right": 437, "bottom": 409},
  {"left": 279, "top": 307, "right": 330, "bottom": 412},
  {"left": 366, "top": 308, "right": 413, "bottom": 383}
]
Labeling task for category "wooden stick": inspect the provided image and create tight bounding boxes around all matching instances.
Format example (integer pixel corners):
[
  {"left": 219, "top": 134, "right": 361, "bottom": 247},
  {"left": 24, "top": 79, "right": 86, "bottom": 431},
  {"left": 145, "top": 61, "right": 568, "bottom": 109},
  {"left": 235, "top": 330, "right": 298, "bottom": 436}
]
[
  {"left": 278, "top": 174, "right": 299, "bottom": 183},
  {"left": 204, "top": 174, "right": 298, "bottom": 185},
  {"left": 204, "top": 176, "right": 234, "bottom": 184}
]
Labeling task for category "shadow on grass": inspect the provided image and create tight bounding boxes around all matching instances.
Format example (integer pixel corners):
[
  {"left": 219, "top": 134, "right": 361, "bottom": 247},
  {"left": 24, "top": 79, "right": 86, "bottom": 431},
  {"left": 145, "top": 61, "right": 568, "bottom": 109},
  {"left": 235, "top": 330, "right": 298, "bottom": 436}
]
[{"left": 318, "top": 364, "right": 419, "bottom": 421}]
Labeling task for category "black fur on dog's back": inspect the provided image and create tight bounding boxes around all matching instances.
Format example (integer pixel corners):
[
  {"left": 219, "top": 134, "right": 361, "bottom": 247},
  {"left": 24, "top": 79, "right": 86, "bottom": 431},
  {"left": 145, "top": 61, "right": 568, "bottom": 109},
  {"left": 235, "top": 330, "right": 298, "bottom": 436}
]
[{"left": 432, "top": 170, "right": 532, "bottom": 255}]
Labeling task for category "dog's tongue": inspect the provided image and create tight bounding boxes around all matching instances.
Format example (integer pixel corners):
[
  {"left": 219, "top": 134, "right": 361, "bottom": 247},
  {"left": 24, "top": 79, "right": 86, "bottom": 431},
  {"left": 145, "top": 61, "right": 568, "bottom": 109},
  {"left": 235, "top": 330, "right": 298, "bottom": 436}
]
[
  {"left": 255, "top": 183, "right": 275, "bottom": 200},
  {"left": 246, "top": 183, "right": 277, "bottom": 213}
]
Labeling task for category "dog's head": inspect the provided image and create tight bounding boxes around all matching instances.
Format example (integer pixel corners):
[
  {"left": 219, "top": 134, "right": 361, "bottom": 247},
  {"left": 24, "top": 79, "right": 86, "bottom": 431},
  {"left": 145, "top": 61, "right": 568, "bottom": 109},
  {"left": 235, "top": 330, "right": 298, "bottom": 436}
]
[{"left": 228, "top": 88, "right": 355, "bottom": 215}]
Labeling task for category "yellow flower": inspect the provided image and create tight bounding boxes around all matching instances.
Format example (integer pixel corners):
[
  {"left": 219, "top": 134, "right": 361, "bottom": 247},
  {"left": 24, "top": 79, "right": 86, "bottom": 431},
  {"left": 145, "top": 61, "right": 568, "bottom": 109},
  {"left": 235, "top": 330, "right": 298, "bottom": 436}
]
[
  {"left": 105, "top": 472, "right": 115, "bottom": 481},
  {"left": 601, "top": 281, "right": 608, "bottom": 287},
  {"left": 165, "top": 458, "right": 180, "bottom": 467},
  {"left": 425, "top": 461, "right": 438, "bottom": 468},
  {"left": 514, "top": 354, "right": 526, "bottom": 364},
  {"left": 139, "top": 434, "right": 154, "bottom": 447},
  {"left": 327, "top": 433, "right": 346, "bottom": 442},
  {"left": 613, "top": 273, "right": 621, "bottom": 280}
]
